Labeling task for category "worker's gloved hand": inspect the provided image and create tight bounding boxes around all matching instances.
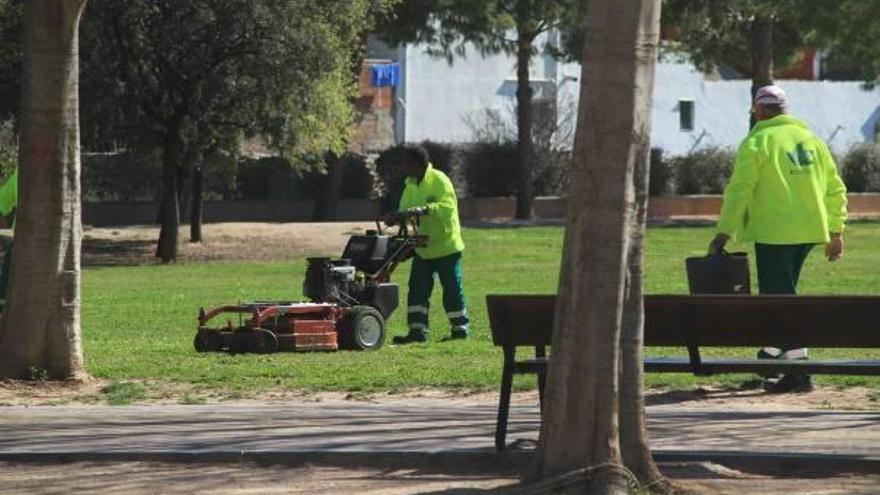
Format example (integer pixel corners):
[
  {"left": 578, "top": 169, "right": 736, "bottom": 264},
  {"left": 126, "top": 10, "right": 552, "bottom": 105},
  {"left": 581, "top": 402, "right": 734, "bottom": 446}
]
[
  {"left": 708, "top": 233, "right": 730, "bottom": 255},
  {"left": 825, "top": 233, "right": 844, "bottom": 262},
  {"left": 405, "top": 206, "right": 428, "bottom": 218},
  {"left": 381, "top": 211, "right": 402, "bottom": 226}
]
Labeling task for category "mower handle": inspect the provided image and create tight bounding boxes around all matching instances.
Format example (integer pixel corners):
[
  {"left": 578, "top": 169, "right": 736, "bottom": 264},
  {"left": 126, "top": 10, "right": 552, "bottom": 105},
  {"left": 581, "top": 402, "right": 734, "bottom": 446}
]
[{"left": 377, "top": 210, "right": 422, "bottom": 238}]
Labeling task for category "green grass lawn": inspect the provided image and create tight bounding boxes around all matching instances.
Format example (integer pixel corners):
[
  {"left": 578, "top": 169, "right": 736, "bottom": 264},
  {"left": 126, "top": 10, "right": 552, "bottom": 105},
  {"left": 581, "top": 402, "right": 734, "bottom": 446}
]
[{"left": 82, "top": 222, "right": 880, "bottom": 397}]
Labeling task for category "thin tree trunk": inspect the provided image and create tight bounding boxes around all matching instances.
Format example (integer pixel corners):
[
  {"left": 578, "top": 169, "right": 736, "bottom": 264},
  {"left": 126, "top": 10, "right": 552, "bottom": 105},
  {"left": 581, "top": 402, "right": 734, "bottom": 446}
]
[
  {"left": 617, "top": 3, "right": 666, "bottom": 490},
  {"left": 0, "top": 0, "right": 88, "bottom": 379},
  {"left": 532, "top": 1, "right": 661, "bottom": 493},
  {"left": 156, "top": 122, "right": 182, "bottom": 262},
  {"left": 750, "top": 15, "right": 773, "bottom": 128},
  {"left": 619, "top": 148, "right": 669, "bottom": 492},
  {"left": 190, "top": 162, "right": 203, "bottom": 243},
  {"left": 177, "top": 161, "right": 190, "bottom": 223},
  {"left": 514, "top": 20, "right": 535, "bottom": 220}
]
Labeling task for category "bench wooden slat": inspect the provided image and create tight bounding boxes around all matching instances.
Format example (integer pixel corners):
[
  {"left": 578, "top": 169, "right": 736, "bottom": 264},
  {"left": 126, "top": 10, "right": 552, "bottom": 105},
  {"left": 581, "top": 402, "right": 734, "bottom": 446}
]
[
  {"left": 487, "top": 294, "right": 555, "bottom": 347},
  {"left": 645, "top": 357, "right": 880, "bottom": 375},
  {"left": 646, "top": 295, "right": 880, "bottom": 348}
]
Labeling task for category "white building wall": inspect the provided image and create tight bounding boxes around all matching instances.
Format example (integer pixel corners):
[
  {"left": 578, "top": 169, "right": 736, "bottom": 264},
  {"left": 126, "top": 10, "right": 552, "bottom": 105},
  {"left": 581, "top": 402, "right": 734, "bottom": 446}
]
[
  {"left": 399, "top": 34, "right": 563, "bottom": 143},
  {"left": 651, "top": 62, "right": 880, "bottom": 155},
  {"left": 398, "top": 42, "right": 880, "bottom": 156}
]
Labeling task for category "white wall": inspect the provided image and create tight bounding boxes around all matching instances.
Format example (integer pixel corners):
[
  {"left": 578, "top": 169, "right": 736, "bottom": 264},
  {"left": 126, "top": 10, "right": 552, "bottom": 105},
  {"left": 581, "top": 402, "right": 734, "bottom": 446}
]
[
  {"left": 399, "top": 34, "right": 564, "bottom": 143},
  {"left": 398, "top": 42, "right": 880, "bottom": 156},
  {"left": 651, "top": 62, "right": 880, "bottom": 155}
]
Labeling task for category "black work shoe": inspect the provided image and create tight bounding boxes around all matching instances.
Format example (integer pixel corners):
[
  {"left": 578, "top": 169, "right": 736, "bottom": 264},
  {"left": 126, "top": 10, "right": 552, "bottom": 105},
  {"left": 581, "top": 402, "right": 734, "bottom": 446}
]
[
  {"left": 764, "top": 374, "right": 814, "bottom": 394},
  {"left": 441, "top": 330, "right": 469, "bottom": 342},
  {"left": 756, "top": 348, "right": 783, "bottom": 380},
  {"left": 392, "top": 332, "right": 428, "bottom": 345}
]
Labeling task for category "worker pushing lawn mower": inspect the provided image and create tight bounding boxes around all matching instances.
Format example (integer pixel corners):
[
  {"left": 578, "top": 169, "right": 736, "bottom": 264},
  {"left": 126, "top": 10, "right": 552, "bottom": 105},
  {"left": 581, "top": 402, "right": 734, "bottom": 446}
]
[
  {"left": 193, "top": 144, "right": 468, "bottom": 353},
  {"left": 385, "top": 144, "right": 469, "bottom": 344}
]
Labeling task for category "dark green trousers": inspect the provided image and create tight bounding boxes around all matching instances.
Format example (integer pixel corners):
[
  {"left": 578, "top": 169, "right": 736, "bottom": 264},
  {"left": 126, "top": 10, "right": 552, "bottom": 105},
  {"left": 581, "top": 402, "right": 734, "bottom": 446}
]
[
  {"left": 406, "top": 251, "right": 468, "bottom": 337},
  {"left": 754, "top": 243, "right": 814, "bottom": 295},
  {"left": 755, "top": 243, "right": 814, "bottom": 361}
]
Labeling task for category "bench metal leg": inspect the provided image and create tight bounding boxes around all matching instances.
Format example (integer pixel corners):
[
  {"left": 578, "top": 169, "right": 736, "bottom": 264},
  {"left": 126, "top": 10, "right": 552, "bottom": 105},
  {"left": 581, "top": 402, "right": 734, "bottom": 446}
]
[
  {"left": 537, "top": 369, "right": 547, "bottom": 410},
  {"left": 535, "top": 345, "right": 547, "bottom": 410},
  {"left": 495, "top": 355, "right": 514, "bottom": 451}
]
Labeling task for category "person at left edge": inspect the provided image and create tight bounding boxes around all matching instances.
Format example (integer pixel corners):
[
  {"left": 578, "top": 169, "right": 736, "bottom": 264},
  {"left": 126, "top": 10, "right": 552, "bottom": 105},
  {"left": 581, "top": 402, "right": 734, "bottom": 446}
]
[{"left": 0, "top": 168, "right": 18, "bottom": 307}]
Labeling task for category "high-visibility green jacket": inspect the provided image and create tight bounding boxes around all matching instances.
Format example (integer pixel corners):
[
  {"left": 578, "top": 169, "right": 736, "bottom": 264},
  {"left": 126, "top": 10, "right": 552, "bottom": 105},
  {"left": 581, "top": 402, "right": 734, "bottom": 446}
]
[
  {"left": 717, "top": 115, "right": 847, "bottom": 245},
  {"left": 0, "top": 168, "right": 17, "bottom": 230},
  {"left": 398, "top": 163, "right": 465, "bottom": 259}
]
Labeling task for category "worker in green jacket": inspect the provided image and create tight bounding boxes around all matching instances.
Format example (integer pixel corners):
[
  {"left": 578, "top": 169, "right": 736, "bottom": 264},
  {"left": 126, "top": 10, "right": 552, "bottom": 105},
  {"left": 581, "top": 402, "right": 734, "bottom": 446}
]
[
  {"left": 0, "top": 168, "right": 17, "bottom": 306},
  {"left": 388, "top": 145, "right": 468, "bottom": 344},
  {"left": 709, "top": 86, "right": 848, "bottom": 393}
]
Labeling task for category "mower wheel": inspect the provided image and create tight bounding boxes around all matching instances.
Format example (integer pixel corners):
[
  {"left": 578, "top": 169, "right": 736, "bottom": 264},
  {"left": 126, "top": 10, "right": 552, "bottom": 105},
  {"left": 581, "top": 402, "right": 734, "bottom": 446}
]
[
  {"left": 231, "top": 328, "right": 279, "bottom": 354},
  {"left": 340, "top": 306, "right": 385, "bottom": 351},
  {"left": 194, "top": 329, "right": 223, "bottom": 353},
  {"left": 252, "top": 328, "right": 279, "bottom": 354}
]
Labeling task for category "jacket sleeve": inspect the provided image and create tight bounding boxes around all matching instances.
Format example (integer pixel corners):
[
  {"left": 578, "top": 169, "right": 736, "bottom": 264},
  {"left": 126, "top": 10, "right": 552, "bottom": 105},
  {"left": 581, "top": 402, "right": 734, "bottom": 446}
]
[
  {"left": 822, "top": 143, "right": 847, "bottom": 233},
  {"left": 0, "top": 169, "right": 18, "bottom": 217},
  {"left": 716, "top": 141, "right": 760, "bottom": 239},
  {"left": 425, "top": 173, "right": 457, "bottom": 217}
]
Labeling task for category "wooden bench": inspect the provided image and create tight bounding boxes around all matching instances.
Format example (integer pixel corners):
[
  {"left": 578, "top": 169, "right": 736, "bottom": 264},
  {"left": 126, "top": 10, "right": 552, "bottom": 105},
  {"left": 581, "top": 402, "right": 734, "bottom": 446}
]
[{"left": 487, "top": 293, "right": 880, "bottom": 450}]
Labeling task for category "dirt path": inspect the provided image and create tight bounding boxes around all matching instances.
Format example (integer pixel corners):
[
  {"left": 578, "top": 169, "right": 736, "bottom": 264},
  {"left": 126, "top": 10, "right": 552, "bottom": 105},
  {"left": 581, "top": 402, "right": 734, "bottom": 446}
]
[
  {"left": 0, "top": 461, "right": 877, "bottom": 495},
  {"left": 77, "top": 222, "right": 375, "bottom": 266}
]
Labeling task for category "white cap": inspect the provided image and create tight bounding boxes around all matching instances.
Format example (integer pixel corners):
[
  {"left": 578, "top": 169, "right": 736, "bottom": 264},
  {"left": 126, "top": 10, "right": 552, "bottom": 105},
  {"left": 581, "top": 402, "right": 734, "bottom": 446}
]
[{"left": 754, "top": 85, "right": 787, "bottom": 107}]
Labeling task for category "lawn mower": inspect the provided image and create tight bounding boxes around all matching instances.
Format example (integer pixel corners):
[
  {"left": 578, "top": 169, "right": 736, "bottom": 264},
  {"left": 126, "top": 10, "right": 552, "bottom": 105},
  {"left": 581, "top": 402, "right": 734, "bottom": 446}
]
[{"left": 194, "top": 212, "right": 426, "bottom": 354}]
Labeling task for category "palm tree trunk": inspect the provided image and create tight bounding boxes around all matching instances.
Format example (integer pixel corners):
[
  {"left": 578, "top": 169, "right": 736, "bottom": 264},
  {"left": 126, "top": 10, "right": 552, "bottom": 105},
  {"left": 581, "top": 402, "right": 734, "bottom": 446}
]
[
  {"left": 514, "top": 13, "right": 535, "bottom": 220},
  {"left": 750, "top": 15, "right": 773, "bottom": 128},
  {"left": 0, "top": 0, "right": 88, "bottom": 380},
  {"left": 532, "top": 0, "right": 661, "bottom": 493}
]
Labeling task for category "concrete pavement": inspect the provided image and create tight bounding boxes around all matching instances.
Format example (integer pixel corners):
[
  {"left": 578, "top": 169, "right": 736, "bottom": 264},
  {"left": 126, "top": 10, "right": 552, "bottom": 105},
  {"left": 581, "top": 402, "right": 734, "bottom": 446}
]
[{"left": 0, "top": 400, "right": 878, "bottom": 473}]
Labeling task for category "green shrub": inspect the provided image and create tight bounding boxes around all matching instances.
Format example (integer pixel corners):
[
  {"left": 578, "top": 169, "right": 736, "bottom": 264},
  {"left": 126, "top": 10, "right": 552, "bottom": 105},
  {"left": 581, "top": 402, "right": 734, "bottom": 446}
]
[
  {"left": 460, "top": 141, "right": 569, "bottom": 198},
  {"left": 462, "top": 142, "right": 519, "bottom": 197},
  {"left": 648, "top": 147, "right": 672, "bottom": 196},
  {"left": 236, "top": 157, "right": 298, "bottom": 200},
  {"left": 842, "top": 143, "right": 880, "bottom": 193},
  {"left": 670, "top": 146, "right": 735, "bottom": 195},
  {"left": 82, "top": 150, "right": 161, "bottom": 202}
]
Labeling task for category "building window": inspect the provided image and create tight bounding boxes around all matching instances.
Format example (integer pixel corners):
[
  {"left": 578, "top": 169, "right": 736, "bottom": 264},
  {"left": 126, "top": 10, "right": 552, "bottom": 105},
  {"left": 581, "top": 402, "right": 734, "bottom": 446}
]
[{"left": 679, "top": 99, "right": 695, "bottom": 131}]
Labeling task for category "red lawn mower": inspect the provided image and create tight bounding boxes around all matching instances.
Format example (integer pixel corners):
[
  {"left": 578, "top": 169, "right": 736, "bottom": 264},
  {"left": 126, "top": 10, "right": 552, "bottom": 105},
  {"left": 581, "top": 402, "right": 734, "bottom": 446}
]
[{"left": 194, "top": 213, "right": 426, "bottom": 354}]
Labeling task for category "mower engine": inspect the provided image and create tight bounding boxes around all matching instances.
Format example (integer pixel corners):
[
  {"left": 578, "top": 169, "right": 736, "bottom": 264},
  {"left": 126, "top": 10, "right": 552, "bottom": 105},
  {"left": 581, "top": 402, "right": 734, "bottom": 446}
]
[{"left": 194, "top": 214, "right": 426, "bottom": 354}]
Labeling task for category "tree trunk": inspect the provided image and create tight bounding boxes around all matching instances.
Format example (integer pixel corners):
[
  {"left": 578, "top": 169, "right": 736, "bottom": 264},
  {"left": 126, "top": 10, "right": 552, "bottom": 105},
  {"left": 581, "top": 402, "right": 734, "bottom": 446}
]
[
  {"left": 514, "top": 17, "right": 535, "bottom": 220},
  {"left": 750, "top": 15, "right": 774, "bottom": 128},
  {"left": 619, "top": 141, "right": 669, "bottom": 491},
  {"left": 176, "top": 160, "right": 190, "bottom": 223},
  {"left": 156, "top": 122, "right": 182, "bottom": 262},
  {"left": 532, "top": 0, "right": 661, "bottom": 493},
  {"left": 189, "top": 162, "right": 203, "bottom": 243},
  {"left": 312, "top": 153, "right": 345, "bottom": 222},
  {"left": 0, "top": 0, "right": 88, "bottom": 380}
]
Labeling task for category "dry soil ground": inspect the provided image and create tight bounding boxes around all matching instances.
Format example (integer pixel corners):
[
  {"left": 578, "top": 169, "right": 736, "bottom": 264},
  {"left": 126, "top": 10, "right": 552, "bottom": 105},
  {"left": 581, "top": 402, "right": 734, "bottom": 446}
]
[
  {"left": 79, "top": 222, "right": 375, "bottom": 266},
  {"left": 0, "top": 461, "right": 877, "bottom": 495}
]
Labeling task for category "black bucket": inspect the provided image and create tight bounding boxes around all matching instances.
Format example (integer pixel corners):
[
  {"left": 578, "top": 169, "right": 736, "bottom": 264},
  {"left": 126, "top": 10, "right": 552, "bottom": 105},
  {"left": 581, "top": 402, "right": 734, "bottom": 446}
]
[{"left": 685, "top": 252, "right": 751, "bottom": 295}]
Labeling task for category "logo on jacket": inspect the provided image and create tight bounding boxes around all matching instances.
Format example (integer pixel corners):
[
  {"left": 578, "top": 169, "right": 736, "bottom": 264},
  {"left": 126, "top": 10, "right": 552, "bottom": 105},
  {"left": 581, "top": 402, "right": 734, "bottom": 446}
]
[
  {"left": 785, "top": 143, "right": 816, "bottom": 175},
  {"left": 786, "top": 142, "right": 815, "bottom": 170}
]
